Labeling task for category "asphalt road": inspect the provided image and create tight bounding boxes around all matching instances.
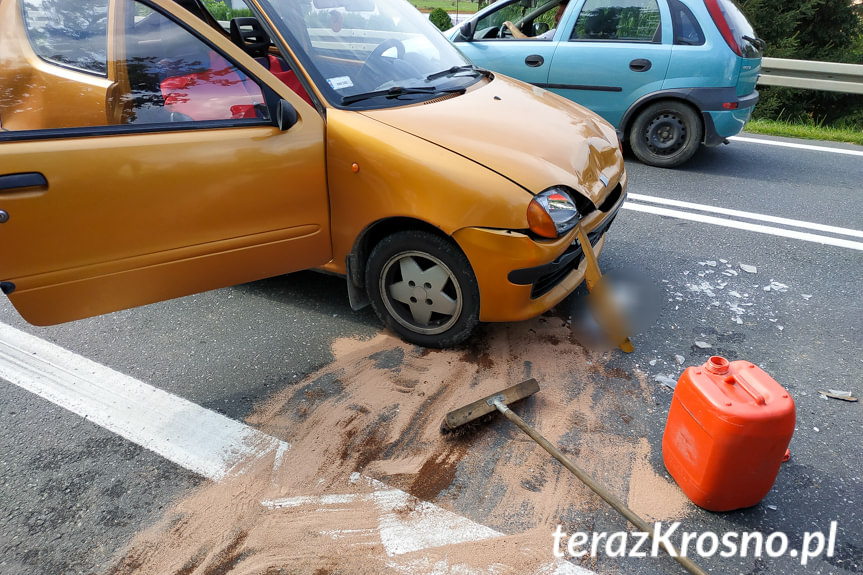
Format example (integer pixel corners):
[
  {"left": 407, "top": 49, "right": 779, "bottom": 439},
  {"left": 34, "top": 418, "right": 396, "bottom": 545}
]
[{"left": 0, "top": 134, "right": 860, "bottom": 575}]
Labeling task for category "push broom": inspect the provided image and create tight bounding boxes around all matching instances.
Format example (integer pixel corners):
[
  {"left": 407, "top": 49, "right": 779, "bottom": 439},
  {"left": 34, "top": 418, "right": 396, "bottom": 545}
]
[{"left": 441, "top": 378, "right": 707, "bottom": 575}]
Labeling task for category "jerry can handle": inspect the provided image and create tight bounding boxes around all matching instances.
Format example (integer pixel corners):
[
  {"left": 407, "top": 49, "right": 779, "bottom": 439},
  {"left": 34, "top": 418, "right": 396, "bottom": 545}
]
[{"left": 725, "top": 367, "right": 767, "bottom": 406}]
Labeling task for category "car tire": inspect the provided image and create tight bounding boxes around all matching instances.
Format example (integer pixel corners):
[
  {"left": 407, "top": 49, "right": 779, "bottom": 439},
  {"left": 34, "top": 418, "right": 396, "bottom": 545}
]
[
  {"left": 629, "top": 101, "right": 703, "bottom": 168},
  {"left": 365, "top": 231, "right": 479, "bottom": 348}
]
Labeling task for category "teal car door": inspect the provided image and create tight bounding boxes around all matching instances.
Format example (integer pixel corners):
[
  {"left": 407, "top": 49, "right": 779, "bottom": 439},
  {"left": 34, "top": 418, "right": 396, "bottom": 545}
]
[
  {"left": 546, "top": 0, "right": 672, "bottom": 129},
  {"left": 454, "top": 0, "right": 564, "bottom": 86}
]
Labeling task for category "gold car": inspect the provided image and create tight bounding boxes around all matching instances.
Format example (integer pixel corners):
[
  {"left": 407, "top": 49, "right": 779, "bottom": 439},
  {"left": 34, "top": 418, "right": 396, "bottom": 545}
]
[{"left": 0, "top": 0, "right": 626, "bottom": 348}]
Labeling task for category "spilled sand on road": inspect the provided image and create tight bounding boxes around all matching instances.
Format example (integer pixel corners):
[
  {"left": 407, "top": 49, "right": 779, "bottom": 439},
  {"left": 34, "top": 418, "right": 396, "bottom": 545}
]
[{"left": 108, "top": 315, "right": 690, "bottom": 574}]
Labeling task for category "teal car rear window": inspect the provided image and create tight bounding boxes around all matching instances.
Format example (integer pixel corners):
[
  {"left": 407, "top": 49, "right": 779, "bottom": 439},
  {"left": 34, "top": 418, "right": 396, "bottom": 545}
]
[{"left": 668, "top": 0, "right": 705, "bottom": 45}]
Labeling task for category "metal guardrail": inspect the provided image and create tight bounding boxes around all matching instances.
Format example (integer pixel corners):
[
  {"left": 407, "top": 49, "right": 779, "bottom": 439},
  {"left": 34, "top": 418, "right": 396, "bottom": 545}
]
[{"left": 759, "top": 57, "right": 863, "bottom": 95}]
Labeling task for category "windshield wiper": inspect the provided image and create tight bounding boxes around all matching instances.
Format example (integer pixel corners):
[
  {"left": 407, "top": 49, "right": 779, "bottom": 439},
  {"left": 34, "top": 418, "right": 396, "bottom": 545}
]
[
  {"left": 425, "top": 65, "right": 491, "bottom": 82},
  {"left": 341, "top": 85, "right": 464, "bottom": 106}
]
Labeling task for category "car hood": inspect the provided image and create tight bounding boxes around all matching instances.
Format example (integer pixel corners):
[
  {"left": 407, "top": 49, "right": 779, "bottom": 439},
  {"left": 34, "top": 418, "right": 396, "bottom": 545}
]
[{"left": 358, "top": 75, "right": 624, "bottom": 204}]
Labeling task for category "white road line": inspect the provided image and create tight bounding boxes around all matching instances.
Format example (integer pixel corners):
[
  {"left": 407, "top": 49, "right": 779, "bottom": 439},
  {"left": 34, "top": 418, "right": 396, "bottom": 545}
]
[
  {"left": 263, "top": 475, "right": 503, "bottom": 557},
  {"left": 0, "top": 322, "right": 287, "bottom": 482},
  {"left": 264, "top": 475, "right": 594, "bottom": 573},
  {"left": 730, "top": 135, "right": 863, "bottom": 157},
  {"left": 622, "top": 203, "right": 863, "bottom": 251},
  {"left": 628, "top": 193, "right": 863, "bottom": 239},
  {"left": 266, "top": 487, "right": 502, "bottom": 557},
  {"left": 0, "top": 322, "right": 594, "bottom": 574}
]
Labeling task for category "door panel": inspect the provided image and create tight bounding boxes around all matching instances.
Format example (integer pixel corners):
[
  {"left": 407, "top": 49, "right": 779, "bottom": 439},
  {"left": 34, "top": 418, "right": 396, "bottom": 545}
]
[
  {"left": 547, "top": 0, "right": 671, "bottom": 128},
  {"left": 457, "top": 41, "right": 557, "bottom": 86},
  {"left": 0, "top": 0, "right": 329, "bottom": 325},
  {"left": 548, "top": 42, "right": 670, "bottom": 127}
]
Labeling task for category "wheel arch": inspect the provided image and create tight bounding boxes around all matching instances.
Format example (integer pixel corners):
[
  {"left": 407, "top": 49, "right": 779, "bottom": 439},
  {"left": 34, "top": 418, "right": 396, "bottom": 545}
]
[
  {"left": 346, "top": 217, "right": 458, "bottom": 295},
  {"left": 619, "top": 91, "right": 706, "bottom": 145}
]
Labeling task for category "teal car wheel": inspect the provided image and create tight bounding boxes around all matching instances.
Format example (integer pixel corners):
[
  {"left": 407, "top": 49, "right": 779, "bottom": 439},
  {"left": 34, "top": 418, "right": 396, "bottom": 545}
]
[{"left": 629, "top": 101, "right": 703, "bottom": 168}]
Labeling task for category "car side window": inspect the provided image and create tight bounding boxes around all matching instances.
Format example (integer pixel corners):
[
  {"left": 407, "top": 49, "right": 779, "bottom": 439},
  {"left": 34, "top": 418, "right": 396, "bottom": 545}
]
[
  {"left": 22, "top": 0, "right": 110, "bottom": 75},
  {"left": 2, "top": 0, "right": 269, "bottom": 132},
  {"left": 472, "top": 0, "right": 560, "bottom": 40},
  {"left": 668, "top": 0, "right": 705, "bottom": 45},
  {"left": 123, "top": 4, "right": 269, "bottom": 124},
  {"left": 570, "top": 0, "right": 661, "bottom": 42},
  {"left": 473, "top": 4, "right": 524, "bottom": 39}
]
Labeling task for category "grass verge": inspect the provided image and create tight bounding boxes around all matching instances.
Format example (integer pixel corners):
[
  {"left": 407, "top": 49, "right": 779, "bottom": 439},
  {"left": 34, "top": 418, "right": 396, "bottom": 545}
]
[{"left": 744, "top": 118, "right": 863, "bottom": 146}]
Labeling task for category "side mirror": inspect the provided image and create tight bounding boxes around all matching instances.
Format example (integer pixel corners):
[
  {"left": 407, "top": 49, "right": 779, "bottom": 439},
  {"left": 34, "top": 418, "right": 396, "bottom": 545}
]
[
  {"left": 277, "top": 99, "right": 298, "bottom": 131},
  {"left": 458, "top": 20, "right": 476, "bottom": 41}
]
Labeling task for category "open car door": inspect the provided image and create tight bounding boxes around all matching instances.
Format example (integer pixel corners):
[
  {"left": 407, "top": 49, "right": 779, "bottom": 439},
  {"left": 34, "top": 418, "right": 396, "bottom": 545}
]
[{"left": 0, "top": 0, "right": 330, "bottom": 325}]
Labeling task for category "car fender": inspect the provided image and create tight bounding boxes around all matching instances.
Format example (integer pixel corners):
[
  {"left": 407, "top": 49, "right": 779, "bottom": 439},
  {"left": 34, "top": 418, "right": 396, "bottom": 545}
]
[{"left": 619, "top": 86, "right": 748, "bottom": 142}]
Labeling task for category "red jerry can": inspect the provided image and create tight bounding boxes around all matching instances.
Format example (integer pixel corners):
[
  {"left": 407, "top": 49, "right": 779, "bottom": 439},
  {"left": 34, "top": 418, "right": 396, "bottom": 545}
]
[{"left": 662, "top": 356, "right": 795, "bottom": 512}]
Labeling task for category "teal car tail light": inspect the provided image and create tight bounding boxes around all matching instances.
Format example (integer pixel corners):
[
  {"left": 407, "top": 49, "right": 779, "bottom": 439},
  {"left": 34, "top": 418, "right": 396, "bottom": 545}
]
[
  {"left": 704, "top": 0, "right": 740, "bottom": 56},
  {"left": 705, "top": 0, "right": 762, "bottom": 58},
  {"left": 527, "top": 188, "right": 581, "bottom": 239}
]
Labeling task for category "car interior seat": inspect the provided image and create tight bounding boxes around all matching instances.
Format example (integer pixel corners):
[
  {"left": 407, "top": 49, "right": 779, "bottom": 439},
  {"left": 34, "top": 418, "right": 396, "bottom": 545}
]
[
  {"left": 230, "top": 17, "right": 272, "bottom": 63},
  {"left": 228, "top": 17, "right": 313, "bottom": 106}
]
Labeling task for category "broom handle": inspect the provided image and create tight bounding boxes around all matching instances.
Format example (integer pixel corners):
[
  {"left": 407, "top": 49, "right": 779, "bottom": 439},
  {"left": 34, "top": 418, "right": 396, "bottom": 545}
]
[{"left": 493, "top": 399, "right": 708, "bottom": 575}]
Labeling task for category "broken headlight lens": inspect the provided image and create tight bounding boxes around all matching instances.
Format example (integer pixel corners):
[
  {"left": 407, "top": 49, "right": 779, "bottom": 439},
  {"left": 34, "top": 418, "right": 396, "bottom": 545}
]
[{"left": 526, "top": 187, "right": 580, "bottom": 239}]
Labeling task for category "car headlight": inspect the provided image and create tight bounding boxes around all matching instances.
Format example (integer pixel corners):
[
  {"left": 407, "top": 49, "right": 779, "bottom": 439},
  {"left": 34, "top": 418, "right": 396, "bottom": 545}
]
[{"left": 526, "top": 187, "right": 580, "bottom": 239}]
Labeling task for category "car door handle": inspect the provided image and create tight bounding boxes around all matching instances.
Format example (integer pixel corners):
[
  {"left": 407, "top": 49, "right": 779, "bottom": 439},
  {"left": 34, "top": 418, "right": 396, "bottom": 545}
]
[
  {"left": 525, "top": 54, "right": 544, "bottom": 67},
  {"left": 0, "top": 172, "right": 48, "bottom": 192},
  {"left": 629, "top": 58, "right": 652, "bottom": 72},
  {"left": 0, "top": 173, "right": 48, "bottom": 224}
]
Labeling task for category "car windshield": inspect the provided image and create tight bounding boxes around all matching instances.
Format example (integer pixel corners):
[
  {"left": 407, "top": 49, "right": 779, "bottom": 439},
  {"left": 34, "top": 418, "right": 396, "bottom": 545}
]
[{"left": 259, "top": 0, "right": 482, "bottom": 108}]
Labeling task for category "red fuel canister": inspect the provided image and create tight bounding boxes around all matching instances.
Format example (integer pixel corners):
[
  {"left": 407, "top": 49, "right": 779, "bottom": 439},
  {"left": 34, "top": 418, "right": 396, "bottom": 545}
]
[{"left": 662, "top": 356, "right": 796, "bottom": 512}]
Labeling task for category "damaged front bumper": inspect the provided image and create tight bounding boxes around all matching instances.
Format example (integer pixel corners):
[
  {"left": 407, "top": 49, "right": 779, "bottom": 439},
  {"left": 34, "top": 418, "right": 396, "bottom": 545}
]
[{"left": 453, "top": 187, "right": 626, "bottom": 324}]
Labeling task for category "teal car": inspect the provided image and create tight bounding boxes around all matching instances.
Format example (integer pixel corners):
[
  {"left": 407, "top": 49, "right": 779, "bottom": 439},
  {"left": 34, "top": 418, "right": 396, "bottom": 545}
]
[{"left": 446, "top": 0, "right": 762, "bottom": 168}]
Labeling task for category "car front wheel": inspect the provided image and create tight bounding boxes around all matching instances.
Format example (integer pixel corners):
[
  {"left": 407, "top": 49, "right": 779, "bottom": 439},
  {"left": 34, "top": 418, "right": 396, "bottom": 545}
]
[
  {"left": 365, "top": 231, "right": 479, "bottom": 348},
  {"left": 629, "top": 101, "right": 703, "bottom": 168}
]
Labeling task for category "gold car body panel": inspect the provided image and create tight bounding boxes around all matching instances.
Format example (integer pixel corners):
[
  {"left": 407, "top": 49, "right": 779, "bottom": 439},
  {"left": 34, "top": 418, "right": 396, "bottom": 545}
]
[
  {"left": 360, "top": 75, "right": 624, "bottom": 204},
  {"left": 325, "top": 79, "right": 626, "bottom": 321},
  {"left": 0, "top": 0, "right": 331, "bottom": 325},
  {"left": 323, "top": 103, "right": 535, "bottom": 273}
]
